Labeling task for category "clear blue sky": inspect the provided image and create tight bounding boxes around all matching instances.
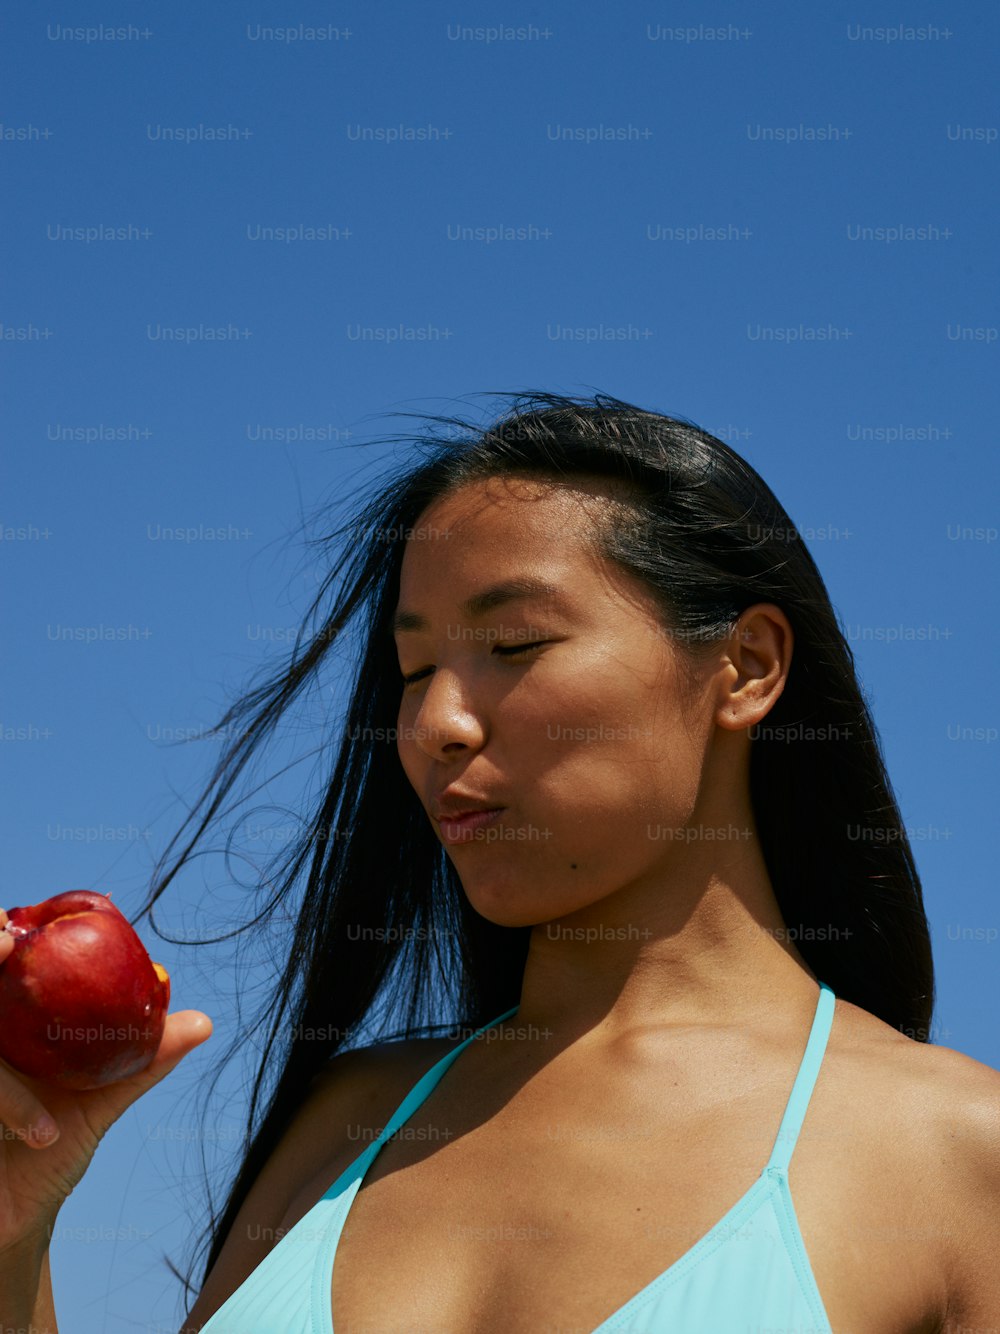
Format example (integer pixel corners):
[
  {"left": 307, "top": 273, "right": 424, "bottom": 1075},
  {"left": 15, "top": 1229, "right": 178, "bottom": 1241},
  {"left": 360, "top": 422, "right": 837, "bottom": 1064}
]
[{"left": 5, "top": 3, "right": 998, "bottom": 1329}]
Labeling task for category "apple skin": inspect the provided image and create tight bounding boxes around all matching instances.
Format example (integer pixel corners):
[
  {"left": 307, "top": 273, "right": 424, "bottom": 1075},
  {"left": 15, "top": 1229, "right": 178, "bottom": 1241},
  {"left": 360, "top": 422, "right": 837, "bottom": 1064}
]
[{"left": 0, "top": 890, "right": 171, "bottom": 1090}]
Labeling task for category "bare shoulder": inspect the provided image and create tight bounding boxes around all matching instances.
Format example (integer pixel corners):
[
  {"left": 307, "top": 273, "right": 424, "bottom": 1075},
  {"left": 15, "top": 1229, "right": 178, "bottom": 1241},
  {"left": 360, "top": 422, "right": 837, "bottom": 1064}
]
[
  {"left": 837, "top": 995, "right": 999, "bottom": 1114},
  {"left": 831, "top": 995, "right": 1000, "bottom": 1142},
  {"left": 906, "top": 1037, "right": 1000, "bottom": 1326},
  {"left": 277, "top": 1034, "right": 467, "bottom": 1214},
  {"left": 310, "top": 1028, "right": 466, "bottom": 1101},
  {"left": 259, "top": 1028, "right": 465, "bottom": 1206},
  {"left": 832, "top": 997, "right": 1000, "bottom": 1323},
  {"left": 302, "top": 1028, "right": 468, "bottom": 1172}
]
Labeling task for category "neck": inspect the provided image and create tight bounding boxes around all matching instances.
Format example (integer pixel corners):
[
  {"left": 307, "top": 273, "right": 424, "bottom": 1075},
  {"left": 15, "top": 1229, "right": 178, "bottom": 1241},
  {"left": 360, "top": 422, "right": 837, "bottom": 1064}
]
[{"left": 508, "top": 839, "right": 822, "bottom": 1044}]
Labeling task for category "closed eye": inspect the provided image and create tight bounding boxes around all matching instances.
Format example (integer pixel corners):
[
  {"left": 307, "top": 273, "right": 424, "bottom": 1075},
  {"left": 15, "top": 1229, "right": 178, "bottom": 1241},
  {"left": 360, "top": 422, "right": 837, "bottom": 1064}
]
[
  {"left": 494, "top": 639, "right": 550, "bottom": 660},
  {"left": 400, "top": 640, "right": 551, "bottom": 687}
]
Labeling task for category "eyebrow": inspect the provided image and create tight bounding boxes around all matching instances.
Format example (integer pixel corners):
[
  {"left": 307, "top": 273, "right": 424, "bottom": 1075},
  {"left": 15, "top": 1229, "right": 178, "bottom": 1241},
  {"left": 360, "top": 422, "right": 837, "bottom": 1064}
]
[{"left": 391, "top": 576, "right": 571, "bottom": 636}]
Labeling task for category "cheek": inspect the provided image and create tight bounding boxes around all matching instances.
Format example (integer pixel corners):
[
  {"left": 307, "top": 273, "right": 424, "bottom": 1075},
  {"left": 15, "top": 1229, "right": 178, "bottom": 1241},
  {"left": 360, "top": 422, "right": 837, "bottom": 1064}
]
[
  {"left": 395, "top": 725, "right": 426, "bottom": 796},
  {"left": 525, "top": 668, "right": 705, "bottom": 824},
  {"left": 527, "top": 649, "right": 679, "bottom": 752}
]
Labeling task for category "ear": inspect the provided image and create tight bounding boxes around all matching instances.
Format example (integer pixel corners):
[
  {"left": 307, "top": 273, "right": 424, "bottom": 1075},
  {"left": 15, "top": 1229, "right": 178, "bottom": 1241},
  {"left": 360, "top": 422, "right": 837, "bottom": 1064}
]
[{"left": 714, "top": 603, "right": 793, "bottom": 732}]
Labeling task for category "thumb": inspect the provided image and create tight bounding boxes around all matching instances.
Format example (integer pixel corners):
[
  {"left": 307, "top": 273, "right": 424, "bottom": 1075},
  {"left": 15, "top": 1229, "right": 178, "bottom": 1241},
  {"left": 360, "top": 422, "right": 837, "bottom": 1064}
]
[{"left": 80, "top": 1010, "right": 214, "bottom": 1136}]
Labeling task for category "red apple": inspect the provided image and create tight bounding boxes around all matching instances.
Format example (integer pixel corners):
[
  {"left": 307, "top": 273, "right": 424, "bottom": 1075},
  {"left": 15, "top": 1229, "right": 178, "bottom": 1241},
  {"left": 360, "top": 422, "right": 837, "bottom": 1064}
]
[{"left": 0, "top": 889, "right": 171, "bottom": 1090}]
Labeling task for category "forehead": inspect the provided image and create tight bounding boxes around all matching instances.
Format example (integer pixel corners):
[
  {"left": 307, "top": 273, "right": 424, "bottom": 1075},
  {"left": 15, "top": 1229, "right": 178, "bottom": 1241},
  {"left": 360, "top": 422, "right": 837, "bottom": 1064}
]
[
  {"left": 402, "top": 474, "right": 613, "bottom": 564},
  {"left": 392, "top": 476, "right": 655, "bottom": 630}
]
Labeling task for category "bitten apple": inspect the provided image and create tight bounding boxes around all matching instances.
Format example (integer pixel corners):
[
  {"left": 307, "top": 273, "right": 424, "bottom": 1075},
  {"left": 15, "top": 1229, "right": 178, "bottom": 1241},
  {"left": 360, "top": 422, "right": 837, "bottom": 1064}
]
[{"left": 0, "top": 889, "right": 171, "bottom": 1090}]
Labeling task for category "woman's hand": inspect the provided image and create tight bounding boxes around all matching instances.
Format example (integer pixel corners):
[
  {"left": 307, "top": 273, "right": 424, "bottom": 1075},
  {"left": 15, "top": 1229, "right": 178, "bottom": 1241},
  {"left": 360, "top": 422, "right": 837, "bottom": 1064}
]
[{"left": 0, "top": 904, "right": 213, "bottom": 1253}]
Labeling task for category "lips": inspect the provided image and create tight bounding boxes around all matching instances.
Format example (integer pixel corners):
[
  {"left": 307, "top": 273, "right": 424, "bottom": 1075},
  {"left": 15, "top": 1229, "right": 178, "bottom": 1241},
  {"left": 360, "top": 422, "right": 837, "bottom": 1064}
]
[
  {"left": 436, "top": 807, "right": 505, "bottom": 843},
  {"left": 431, "top": 792, "right": 507, "bottom": 821}
]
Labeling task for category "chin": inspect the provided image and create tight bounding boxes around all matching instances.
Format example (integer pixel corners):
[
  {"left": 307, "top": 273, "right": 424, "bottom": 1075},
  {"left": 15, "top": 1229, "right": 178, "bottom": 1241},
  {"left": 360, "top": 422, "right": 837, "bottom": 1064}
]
[
  {"left": 460, "top": 878, "right": 571, "bottom": 931},
  {"left": 468, "top": 901, "right": 541, "bottom": 930},
  {"left": 461, "top": 884, "right": 548, "bottom": 929}
]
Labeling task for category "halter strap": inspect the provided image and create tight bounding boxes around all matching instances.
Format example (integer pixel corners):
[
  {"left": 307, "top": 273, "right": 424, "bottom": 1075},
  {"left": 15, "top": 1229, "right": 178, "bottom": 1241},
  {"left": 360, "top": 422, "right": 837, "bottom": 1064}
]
[
  {"left": 765, "top": 980, "right": 836, "bottom": 1173},
  {"left": 366, "top": 1004, "right": 520, "bottom": 1154}
]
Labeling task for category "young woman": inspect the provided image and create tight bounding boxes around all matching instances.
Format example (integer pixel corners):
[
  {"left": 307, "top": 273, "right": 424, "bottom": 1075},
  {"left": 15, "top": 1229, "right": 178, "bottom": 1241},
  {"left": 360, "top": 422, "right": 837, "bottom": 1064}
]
[{"left": 3, "top": 392, "right": 997, "bottom": 1332}]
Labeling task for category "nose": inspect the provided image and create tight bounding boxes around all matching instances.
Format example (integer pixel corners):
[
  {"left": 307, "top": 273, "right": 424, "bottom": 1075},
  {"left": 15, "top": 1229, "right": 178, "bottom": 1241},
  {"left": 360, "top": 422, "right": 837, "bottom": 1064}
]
[{"left": 408, "top": 670, "right": 488, "bottom": 760}]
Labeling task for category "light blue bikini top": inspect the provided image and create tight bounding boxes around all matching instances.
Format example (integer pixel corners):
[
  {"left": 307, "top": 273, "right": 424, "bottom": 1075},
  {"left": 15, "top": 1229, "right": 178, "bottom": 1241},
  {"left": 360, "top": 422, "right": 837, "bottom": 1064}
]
[{"left": 199, "top": 980, "right": 837, "bottom": 1332}]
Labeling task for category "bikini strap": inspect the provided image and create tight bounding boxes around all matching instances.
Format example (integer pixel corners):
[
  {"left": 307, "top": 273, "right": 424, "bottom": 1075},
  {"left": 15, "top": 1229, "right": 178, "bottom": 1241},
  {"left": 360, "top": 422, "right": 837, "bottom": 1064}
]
[
  {"left": 765, "top": 981, "right": 836, "bottom": 1174},
  {"left": 362, "top": 1004, "right": 519, "bottom": 1157}
]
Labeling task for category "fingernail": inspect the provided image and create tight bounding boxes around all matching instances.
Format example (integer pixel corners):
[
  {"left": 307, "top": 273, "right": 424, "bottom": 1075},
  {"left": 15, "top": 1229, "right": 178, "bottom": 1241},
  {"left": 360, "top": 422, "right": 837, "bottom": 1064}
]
[{"left": 30, "top": 1115, "right": 59, "bottom": 1145}]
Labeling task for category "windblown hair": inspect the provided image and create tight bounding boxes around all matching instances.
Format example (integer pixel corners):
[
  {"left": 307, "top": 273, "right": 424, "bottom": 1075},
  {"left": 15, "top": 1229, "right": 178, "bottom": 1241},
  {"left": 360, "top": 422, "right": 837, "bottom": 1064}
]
[{"left": 133, "top": 390, "right": 934, "bottom": 1314}]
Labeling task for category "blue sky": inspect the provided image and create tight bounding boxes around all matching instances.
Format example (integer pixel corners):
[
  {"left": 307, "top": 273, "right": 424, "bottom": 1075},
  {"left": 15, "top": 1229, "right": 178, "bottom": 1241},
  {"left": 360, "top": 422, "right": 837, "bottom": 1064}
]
[{"left": 5, "top": 3, "right": 998, "bottom": 1329}]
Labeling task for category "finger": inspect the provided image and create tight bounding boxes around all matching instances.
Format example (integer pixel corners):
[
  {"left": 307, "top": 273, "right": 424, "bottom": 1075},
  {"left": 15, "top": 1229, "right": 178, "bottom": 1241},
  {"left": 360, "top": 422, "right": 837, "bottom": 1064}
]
[
  {"left": 0, "top": 910, "right": 57, "bottom": 1144},
  {"left": 81, "top": 1011, "right": 213, "bottom": 1134},
  {"left": 0, "top": 1064, "right": 58, "bottom": 1149},
  {"left": 144, "top": 1011, "right": 214, "bottom": 1079},
  {"left": 0, "top": 907, "right": 12, "bottom": 952}
]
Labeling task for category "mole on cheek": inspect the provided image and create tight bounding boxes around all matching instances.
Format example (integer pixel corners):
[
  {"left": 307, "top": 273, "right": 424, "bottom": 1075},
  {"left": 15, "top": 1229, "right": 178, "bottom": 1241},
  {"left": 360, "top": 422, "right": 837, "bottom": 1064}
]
[{"left": 570, "top": 863, "right": 578, "bottom": 869}]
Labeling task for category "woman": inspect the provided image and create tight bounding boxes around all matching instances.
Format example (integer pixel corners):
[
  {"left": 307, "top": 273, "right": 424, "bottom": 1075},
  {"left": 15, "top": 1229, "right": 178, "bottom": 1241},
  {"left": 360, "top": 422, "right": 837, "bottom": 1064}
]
[{"left": 3, "top": 392, "right": 997, "bottom": 1331}]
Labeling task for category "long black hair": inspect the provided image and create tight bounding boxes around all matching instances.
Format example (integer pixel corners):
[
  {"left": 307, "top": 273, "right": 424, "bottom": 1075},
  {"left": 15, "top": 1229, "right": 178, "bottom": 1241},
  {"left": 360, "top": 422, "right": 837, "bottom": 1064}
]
[{"left": 133, "top": 390, "right": 934, "bottom": 1312}]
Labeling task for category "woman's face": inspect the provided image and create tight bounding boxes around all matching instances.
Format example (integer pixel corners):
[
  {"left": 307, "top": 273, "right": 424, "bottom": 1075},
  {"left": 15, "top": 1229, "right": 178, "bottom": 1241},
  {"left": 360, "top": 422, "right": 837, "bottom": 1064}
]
[{"left": 392, "top": 474, "right": 744, "bottom": 929}]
